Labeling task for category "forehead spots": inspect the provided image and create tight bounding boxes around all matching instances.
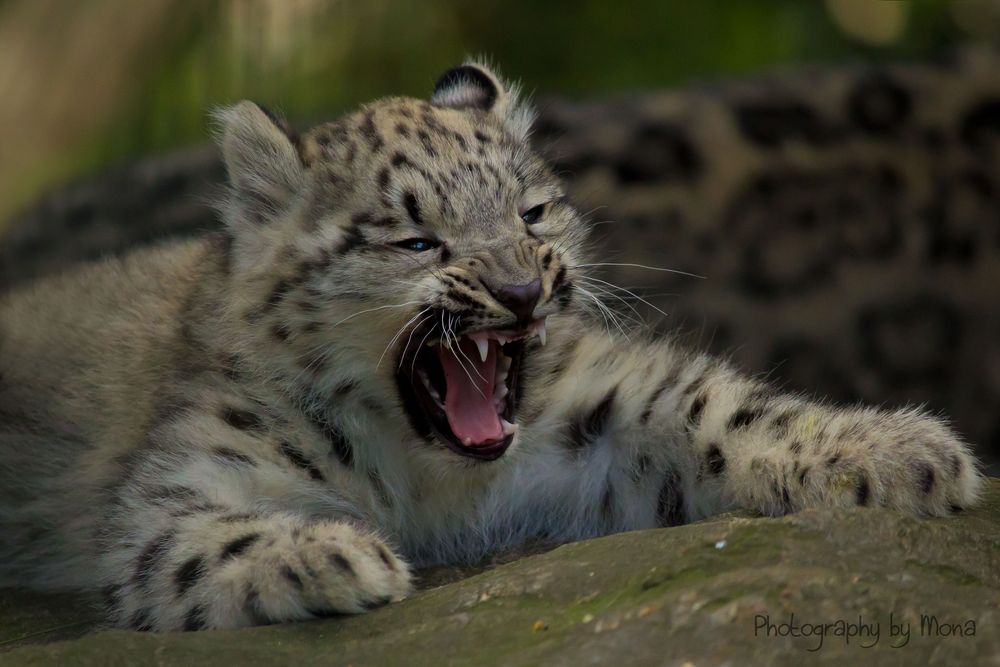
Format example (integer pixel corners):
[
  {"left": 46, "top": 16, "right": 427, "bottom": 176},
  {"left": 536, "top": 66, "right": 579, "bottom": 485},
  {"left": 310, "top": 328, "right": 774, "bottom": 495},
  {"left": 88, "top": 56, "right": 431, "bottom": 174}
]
[
  {"left": 303, "top": 120, "right": 353, "bottom": 167},
  {"left": 377, "top": 166, "right": 391, "bottom": 204},
  {"left": 352, "top": 208, "right": 399, "bottom": 229},
  {"left": 420, "top": 109, "right": 446, "bottom": 134},
  {"left": 359, "top": 110, "right": 384, "bottom": 154},
  {"left": 403, "top": 191, "right": 423, "bottom": 225},
  {"left": 309, "top": 100, "right": 559, "bottom": 239},
  {"left": 313, "top": 121, "right": 348, "bottom": 147},
  {"left": 372, "top": 215, "right": 401, "bottom": 228},
  {"left": 417, "top": 129, "right": 437, "bottom": 158}
]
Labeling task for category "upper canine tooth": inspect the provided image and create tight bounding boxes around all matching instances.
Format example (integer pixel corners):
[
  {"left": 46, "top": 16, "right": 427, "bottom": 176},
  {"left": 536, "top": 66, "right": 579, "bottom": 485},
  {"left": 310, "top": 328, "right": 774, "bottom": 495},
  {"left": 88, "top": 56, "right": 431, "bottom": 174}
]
[
  {"left": 475, "top": 337, "right": 489, "bottom": 362},
  {"left": 536, "top": 322, "right": 547, "bottom": 346},
  {"left": 501, "top": 418, "right": 519, "bottom": 436}
]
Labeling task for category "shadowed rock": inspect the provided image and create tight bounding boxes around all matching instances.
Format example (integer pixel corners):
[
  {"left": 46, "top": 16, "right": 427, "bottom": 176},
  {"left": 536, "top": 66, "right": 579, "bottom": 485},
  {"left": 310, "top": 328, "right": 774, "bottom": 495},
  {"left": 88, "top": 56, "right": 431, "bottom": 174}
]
[{"left": 1, "top": 479, "right": 997, "bottom": 665}]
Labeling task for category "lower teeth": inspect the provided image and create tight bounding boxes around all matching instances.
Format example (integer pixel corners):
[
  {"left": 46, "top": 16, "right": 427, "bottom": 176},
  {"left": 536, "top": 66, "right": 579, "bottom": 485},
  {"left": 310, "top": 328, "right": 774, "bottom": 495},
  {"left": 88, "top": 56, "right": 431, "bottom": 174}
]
[
  {"left": 416, "top": 348, "right": 520, "bottom": 445},
  {"left": 418, "top": 370, "right": 444, "bottom": 408}
]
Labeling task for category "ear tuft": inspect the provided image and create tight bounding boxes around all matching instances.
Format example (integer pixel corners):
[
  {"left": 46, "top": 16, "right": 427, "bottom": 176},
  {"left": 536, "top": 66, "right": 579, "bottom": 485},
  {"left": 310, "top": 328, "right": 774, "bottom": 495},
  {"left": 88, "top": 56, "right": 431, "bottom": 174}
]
[
  {"left": 430, "top": 61, "right": 536, "bottom": 141},
  {"left": 255, "top": 104, "right": 302, "bottom": 151},
  {"left": 212, "top": 101, "right": 305, "bottom": 227},
  {"left": 432, "top": 64, "right": 500, "bottom": 111}
]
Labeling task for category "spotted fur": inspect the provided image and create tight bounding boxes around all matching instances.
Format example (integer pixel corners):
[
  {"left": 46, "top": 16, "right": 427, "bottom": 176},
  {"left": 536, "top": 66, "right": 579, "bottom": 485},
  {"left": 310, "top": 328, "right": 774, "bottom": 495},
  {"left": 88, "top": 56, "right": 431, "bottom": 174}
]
[{"left": 0, "top": 61, "right": 984, "bottom": 631}]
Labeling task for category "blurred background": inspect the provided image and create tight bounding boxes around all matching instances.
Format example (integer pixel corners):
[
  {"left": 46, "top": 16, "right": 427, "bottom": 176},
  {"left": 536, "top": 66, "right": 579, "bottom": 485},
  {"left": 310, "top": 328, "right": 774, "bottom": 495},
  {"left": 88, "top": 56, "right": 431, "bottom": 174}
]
[
  {"left": 2, "top": 0, "right": 1000, "bottom": 228},
  {"left": 2, "top": 0, "right": 1000, "bottom": 474}
]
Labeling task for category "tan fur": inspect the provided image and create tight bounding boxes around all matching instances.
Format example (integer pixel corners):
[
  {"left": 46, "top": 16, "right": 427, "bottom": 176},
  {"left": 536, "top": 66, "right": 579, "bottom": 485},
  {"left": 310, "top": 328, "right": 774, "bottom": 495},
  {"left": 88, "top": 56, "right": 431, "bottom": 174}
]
[{"left": 0, "top": 62, "right": 983, "bottom": 631}]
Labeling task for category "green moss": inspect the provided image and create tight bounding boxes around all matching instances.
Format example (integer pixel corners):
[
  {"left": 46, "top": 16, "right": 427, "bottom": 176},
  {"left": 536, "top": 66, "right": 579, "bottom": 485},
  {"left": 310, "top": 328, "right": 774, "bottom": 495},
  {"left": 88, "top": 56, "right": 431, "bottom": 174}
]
[
  {"left": 904, "top": 560, "right": 981, "bottom": 586},
  {"left": 2, "top": 479, "right": 999, "bottom": 665},
  {"left": 637, "top": 565, "right": 715, "bottom": 592}
]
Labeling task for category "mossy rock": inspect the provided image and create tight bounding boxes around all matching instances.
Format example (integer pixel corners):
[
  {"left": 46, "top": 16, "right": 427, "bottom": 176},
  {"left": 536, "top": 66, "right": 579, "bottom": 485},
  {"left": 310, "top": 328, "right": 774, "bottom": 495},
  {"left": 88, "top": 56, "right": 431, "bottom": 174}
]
[{"left": 2, "top": 479, "right": 999, "bottom": 666}]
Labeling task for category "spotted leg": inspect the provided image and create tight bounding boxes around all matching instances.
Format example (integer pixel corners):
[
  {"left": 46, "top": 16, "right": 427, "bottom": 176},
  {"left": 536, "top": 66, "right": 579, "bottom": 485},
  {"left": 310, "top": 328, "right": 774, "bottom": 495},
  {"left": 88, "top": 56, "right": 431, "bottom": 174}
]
[
  {"left": 531, "top": 327, "right": 984, "bottom": 530},
  {"left": 99, "top": 453, "right": 411, "bottom": 631}
]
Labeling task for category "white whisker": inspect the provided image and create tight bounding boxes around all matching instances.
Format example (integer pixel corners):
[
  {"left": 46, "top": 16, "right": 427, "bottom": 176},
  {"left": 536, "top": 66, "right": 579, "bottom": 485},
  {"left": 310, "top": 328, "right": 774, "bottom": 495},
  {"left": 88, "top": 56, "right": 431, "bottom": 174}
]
[
  {"left": 329, "top": 300, "right": 425, "bottom": 328},
  {"left": 577, "top": 277, "right": 647, "bottom": 324},
  {"left": 409, "top": 323, "right": 440, "bottom": 375},
  {"left": 578, "top": 275, "right": 671, "bottom": 321},
  {"left": 444, "top": 314, "right": 487, "bottom": 398},
  {"left": 574, "top": 285, "right": 630, "bottom": 340},
  {"left": 376, "top": 308, "right": 431, "bottom": 370},
  {"left": 395, "top": 312, "right": 435, "bottom": 370},
  {"left": 576, "top": 262, "right": 706, "bottom": 280}
]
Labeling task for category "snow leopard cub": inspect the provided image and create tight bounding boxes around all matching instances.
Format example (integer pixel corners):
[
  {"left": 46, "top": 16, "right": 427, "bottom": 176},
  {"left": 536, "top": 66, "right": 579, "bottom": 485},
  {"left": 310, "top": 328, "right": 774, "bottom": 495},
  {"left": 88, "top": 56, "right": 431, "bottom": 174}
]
[{"left": 0, "top": 62, "right": 983, "bottom": 631}]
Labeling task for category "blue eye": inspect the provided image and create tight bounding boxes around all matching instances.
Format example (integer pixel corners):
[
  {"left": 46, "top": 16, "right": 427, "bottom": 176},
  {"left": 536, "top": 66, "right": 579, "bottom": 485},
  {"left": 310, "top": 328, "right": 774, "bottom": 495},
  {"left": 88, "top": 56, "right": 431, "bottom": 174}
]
[
  {"left": 393, "top": 238, "right": 440, "bottom": 252},
  {"left": 520, "top": 203, "right": 548, "bottom": 225}
]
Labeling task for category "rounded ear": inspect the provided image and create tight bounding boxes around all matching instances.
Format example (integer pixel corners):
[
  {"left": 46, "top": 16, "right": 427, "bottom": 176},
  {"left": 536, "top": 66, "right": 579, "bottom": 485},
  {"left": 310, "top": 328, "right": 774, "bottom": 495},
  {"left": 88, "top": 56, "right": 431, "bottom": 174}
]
[
  {"left": 212, "top": 101, "right": 305, "bottom": 227},
  {"left": 431, "top": 64, "right": 501, "bottom": 111},
  {"left": 430, "top": 61, "right": 535, "bottom": 140}
]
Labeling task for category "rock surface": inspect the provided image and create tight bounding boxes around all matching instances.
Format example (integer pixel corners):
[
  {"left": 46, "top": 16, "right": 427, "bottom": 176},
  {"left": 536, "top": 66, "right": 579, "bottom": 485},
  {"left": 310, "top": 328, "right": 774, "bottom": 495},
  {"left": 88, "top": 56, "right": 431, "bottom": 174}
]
[{"left": 1, "top": 479, "right": 997, "bottom": 666}]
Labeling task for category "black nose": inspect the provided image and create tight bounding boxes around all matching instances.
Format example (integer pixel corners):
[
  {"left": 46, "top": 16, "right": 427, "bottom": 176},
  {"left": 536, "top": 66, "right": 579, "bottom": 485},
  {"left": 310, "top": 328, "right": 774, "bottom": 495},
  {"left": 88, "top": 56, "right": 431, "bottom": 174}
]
[{"left": 491, "top": 279, "right": 542, "bottom": 325}]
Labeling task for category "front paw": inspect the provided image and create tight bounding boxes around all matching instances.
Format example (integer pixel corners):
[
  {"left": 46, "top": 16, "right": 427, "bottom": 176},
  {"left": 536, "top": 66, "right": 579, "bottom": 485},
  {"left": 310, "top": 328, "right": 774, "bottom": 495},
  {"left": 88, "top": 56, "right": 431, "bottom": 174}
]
[
  {"left": 294, "top": 522, "right": 414, "bottom": 615},
  {"left": 246, "top": 521, "right": 413, "bottom": 623},
  {"left": 799, "top": 408, "right": 984, "bottom": 516},
  {"left": 872, "top": 409, "right": 984, "bottom": 515},
  {"left": 731, "top": 408, "right": 984, "bottom": 517}
]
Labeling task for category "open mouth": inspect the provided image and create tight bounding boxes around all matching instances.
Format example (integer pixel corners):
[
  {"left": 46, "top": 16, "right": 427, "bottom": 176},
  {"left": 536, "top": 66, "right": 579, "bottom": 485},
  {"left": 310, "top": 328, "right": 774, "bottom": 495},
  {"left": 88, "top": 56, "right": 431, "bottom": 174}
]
[{"left": 395, "top": 315, "right": 546, "bottom": 460}]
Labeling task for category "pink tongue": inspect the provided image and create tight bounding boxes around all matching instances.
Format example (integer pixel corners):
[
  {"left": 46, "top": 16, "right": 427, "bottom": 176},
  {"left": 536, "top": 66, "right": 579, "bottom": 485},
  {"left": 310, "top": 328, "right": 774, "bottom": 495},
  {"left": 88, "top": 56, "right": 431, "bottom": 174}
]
[{"left": 438, "top": 338, "right": 502, "bottom": 446}]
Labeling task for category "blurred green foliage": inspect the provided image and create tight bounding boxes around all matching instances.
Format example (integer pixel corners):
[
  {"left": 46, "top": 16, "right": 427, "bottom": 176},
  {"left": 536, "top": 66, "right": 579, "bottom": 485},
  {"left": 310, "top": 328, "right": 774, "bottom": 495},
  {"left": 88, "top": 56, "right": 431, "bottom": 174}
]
[
  {"left": 113, "top": 1, "right": 960, "bottom": 153},
  {"left": 0, "top": 0, "right": 976, "bottom": 222}
]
